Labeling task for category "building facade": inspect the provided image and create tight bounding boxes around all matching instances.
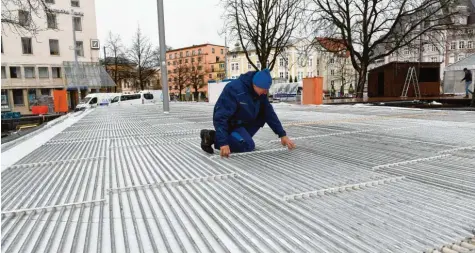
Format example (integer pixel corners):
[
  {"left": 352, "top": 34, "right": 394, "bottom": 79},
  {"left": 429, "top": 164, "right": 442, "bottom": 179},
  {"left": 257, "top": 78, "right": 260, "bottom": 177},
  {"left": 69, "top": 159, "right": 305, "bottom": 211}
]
[
  {"left": 165, "top": 44, "right": 226, "bottom": 100},
  {"left": 377, "top": 0, "right": 475, "bottom": 80},
  {"left": 227, "top": 39, "right": 356, "bottom": 95},
  {"left": 1, "top": 0, "right": 103, "bottom": 114}
]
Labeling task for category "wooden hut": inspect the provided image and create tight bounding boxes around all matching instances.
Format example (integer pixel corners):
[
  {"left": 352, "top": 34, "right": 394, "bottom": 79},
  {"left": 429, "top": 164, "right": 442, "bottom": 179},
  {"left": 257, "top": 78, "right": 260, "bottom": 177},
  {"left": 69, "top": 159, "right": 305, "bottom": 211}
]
[{"left": 368, "top": 62, "right": 441, "bottom": 97}]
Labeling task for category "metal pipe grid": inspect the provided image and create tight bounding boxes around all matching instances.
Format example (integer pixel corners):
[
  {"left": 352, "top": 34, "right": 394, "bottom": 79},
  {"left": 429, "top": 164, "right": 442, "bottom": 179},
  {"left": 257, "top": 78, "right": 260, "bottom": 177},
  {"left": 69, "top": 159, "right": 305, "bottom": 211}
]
[{"left": 1, "top": 103, "right": 474, "bottom": 253}]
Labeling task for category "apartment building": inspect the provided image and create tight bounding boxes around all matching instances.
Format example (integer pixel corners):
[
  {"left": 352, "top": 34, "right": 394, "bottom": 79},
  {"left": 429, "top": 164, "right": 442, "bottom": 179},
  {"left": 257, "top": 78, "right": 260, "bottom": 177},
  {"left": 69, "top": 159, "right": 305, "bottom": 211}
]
[
  {"left": 378, "top": 0, "right": 475, "bottom": 79},
  {"left": 166, "top": 44, "right": 226, "bottom": 99},
  {"left": 1, "top": 0, "right": 105, "bottom": 114},
  {"left": 227, "top": 39, "right": 356, "bottom": 94}
]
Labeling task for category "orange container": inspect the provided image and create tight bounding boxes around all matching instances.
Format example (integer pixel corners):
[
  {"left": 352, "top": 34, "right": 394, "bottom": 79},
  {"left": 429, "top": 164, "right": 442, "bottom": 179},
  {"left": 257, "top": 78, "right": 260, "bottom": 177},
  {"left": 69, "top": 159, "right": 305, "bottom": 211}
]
[
  {"left": 53, "top": 90, "right": 68, "bottom": 113},
  {"left": 31, "top": 106, "right": 49, "bottom": 115},
  {"left": 302, "top": 77, "right": 323, "bottom": 105}
]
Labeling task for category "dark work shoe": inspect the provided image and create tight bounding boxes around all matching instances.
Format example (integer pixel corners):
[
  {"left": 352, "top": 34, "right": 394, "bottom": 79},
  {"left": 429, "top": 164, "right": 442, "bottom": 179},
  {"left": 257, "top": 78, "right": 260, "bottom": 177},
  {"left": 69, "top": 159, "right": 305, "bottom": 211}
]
[{"left": 200, "top": 129, "right": 216, "bottom": 154}]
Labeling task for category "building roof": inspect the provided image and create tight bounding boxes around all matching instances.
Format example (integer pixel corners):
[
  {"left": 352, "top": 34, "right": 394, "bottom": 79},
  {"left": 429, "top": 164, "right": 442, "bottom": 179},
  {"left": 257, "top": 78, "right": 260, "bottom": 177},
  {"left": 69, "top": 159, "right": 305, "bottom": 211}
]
[
  {"left": 1, "top": 103, "right": 475, "bottom": 253},
  {"left": 167, "top": 44, "right": 226, "bottom": 53}
]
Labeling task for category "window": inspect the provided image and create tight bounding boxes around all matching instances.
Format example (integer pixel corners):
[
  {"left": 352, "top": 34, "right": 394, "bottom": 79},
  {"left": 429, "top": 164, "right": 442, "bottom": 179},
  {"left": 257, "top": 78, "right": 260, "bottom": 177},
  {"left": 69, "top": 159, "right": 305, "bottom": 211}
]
[
  {"left": 173, "top": 69, "right": 177, "bottom": 73},
  {"left": 209, "top": 74, "right": 212, "bottom": 78},
  {"left": 192, "top": 50, "right": 196, "bottom": 55},
  {"left": 459, "top": 41, "right": 465, "bottom": 49},
  {"left": 404, "top": 48, "right": 409, "bottom": 55},
  {"left": 75, "top": 41, "right": 84, "bottom": 56},
  {"left": 111, "top": 96, "right": 119, "bottom": 103},
  {"left": 180, "top": 52, "right": 183, "bottom": 57},
  {"left": 24, "top": 67, "right": 35, "bottom": 78},
  {"left": 468, "top": 41, "right": 473, "bottom": 49},
  {"left": 256, "top": 61, "right": 261, "bottom": 69},
  {"left": 232, "top": 54, "right": 236, "bottom": 58},
  {"left": 197, "top": 66, "right": 203, "bottom": 70},
  {"left": 38, "top": 67, "right": 49, "bottom": 78},
  {"left": 168, "top": 61, "right": 170, "bottom": 66},
  {"left": 45, "top": 0, "right": 54, "bottom": 3},
  {"left": 331, "top": 80, "right": 334, "bottom": 85},
  {"left": 13, "top": 89, "right": 24, "bottom": 105},
  {"left": 451, "top": 42, "right": 456, "bottom": 50},
  {"left": 317, "top": 70, "right": 320, "bottom": 76},
  {"left": 47, "top": 13, "right": 57, "bottom": 29},
  {"left": 221, "top": 49, "right": 224, "bottom": 54},
  {"left": 21, "top": 37, "right": 33, "bottom": 54},
  {"left": 186, "top": 51, "right": 190, "bottom": 56},
  {"left": 231, "top": 63, "right": 235, "bottom": 71},
  {"left": 330, "top": 58, "right": 335, "bottom": 64},
  {"left": 431, "top": 45, "right": 437, "bottom": 52},
  {"left": 211, "top": 65, "right": 215, "bottom": 72},
  {"left": 1, "top": 37, "right": 3, "bottom": 53},
  {"left": 167, "top": 70, "right": 171, "bottom": 74},
  {"left": 41, "top": 89, "right": 50, "bottom": 95},
  {"left": 279, "top": 72, "right": 284, "bottom": 78},
  {"left": 185, "top": 59, "right": 188, "bottom": 63},
  {"left": 71, "top": 0, "right": 80, "bottom": 7},
  {"left": 235, "top": 63, "right": 239, "bottom": 70},
  {"left": 10, "top": 67, "right": 20, "bottom": 78},
  {"left": 431, "top": 57, "right": 438, "bottom": 62},
  {"left": 191, "top": 58, "right": 195, "bottom": 63},
  {"left": 331, "top": 69, "right": 335, "bottom": 75},
  {"left": 248, "top": 62, "right": 252, "bottom": 69},
  {"left": 52, "top": 67, "right": 61, "bottom": 78},
  {"left": 73, "top": 17, "right": 82, "bottom": 31},
  {"left": 198, "top": 49, "right": 202, "bottom": 55},
  {"left": 468, "top": 29, "right": 474, "bottom": 34},
  {"left": 144, "top": 93, "right": 153, "bottom": 100},
  {"left": 192, "top": 66, "right": 195, "bottom": 71},
  {"left": 1, "top": 67, "right": 6, "bottom": 79},
  {"left": 168, "top": 78, "right": 172, "bottom": 82},
  {"left": 18, "top": 10, "right": 30, "bottom": 26},
  {"left": 279, "top": 58, "right": 284, "bottom": 67},
  {"left": 179, "top": 60, "right": 182, "bottom": 64},
  {"left": 169, "top": 54, "right": 172, "bottom": 59},
  {"left": 317, "top": 59, "right": 320, "bottom": 65},
  {"left": 285, "top": 72, "right": 289, "bottom": 79},
  {"left": 89, "top": 97, "right": 98, "bottom": 104},
  {"left": 198, "top": 57, "right": 202, "bottom": 62},
  {"left": 174, "top": 53, "right": 177, "bottom": 58},
  {"left": 212, "top": 48, "right": 215, "bottom": 54},
  {"left": 308, "top": 59, "right": 313, "bottom": 66},
  {"left": 49, "top": 39, "right": 59, "bottom": 55}
]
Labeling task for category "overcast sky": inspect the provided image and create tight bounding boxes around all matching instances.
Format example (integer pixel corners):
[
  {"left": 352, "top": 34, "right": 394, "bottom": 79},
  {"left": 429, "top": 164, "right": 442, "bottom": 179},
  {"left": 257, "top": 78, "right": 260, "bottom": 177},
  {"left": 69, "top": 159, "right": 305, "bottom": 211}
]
[{"left": 95, "top": 0, "right": 225, "bottom": 52}]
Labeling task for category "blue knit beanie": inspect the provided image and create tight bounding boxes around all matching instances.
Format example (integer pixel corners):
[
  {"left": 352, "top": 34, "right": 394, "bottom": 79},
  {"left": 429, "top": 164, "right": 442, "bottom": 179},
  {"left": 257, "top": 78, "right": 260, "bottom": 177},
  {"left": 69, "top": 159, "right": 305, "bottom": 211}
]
[{"left": 252, "top": 69, "right": 272, "bottom": 89}]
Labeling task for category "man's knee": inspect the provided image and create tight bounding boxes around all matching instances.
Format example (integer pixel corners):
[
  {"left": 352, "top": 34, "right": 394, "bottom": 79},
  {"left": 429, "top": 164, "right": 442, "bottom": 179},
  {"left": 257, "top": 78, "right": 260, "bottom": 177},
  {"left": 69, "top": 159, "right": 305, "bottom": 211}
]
[{"left": 229, "top": 130, "right": 255, "bottom": 153}]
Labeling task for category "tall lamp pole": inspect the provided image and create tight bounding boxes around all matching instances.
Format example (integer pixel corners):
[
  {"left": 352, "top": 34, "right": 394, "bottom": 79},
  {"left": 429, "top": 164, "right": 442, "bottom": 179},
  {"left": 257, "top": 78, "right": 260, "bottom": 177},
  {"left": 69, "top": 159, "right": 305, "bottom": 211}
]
[{"left": 156, "top": 0, "right": 170, "bottom": 113}]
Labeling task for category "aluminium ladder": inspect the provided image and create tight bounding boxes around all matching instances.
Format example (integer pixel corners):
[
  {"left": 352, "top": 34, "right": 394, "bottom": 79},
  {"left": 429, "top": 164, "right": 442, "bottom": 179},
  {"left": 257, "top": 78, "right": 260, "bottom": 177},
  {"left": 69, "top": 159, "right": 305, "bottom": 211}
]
[{"left": 401, "top": 66, "right": 421, "bottom": 98}]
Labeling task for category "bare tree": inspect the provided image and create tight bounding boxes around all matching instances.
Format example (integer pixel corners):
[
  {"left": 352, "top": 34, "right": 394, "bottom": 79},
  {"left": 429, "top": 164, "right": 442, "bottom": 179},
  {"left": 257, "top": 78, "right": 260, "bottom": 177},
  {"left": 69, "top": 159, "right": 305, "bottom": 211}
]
[
  {"left": 188, "top": 60, "right": 208, "bottom": 101},
  {"left": 170, "top": 62, "right": 190, "bottom": 101},
  {"left": 311, "top": 0, "right": 458, "bottom": 97},
  {"left": 128, "top": 26, "right": 158, "bottom": 91},
  {"left": 105, "top": 31, "right": 133, "bottom": 92},
  {"left": 1, "top": 0, "right": 56, "bottom": 35},
  {"left": 223, "top": 0, "right": 303, "bottom": 70}
]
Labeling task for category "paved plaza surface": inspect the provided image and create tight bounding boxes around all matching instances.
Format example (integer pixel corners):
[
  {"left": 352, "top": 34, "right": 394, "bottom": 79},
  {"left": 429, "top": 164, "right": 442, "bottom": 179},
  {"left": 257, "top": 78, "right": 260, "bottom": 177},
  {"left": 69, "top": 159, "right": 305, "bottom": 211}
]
[{"left": 1, "top": 103, "right": 475, "bottom": 253}]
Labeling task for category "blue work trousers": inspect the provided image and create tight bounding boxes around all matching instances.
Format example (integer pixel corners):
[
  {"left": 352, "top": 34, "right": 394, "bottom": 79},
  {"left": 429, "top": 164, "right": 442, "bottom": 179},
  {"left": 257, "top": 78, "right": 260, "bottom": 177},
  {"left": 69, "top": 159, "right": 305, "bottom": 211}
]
[{"left": 216, "top": 120, "right": 265, "bottom": 153}]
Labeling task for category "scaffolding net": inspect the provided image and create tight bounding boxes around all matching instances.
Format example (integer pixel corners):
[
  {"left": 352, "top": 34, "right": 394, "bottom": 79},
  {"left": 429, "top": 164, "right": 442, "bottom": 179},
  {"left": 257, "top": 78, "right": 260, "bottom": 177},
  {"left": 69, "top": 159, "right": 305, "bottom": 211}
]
[{"left": 63, "top": 61, "right": 116, "bottom": 89}]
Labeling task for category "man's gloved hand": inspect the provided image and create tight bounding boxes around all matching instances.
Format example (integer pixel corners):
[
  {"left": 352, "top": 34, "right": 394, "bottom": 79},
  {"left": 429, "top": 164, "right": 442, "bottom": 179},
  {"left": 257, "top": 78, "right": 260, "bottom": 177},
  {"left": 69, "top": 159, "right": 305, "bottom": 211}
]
[
  {"left": 281, "top": 136, "right": 296, "bottom": 150},
  {"left": 220, "top": 145, "right": 231, "bottom": 158}
]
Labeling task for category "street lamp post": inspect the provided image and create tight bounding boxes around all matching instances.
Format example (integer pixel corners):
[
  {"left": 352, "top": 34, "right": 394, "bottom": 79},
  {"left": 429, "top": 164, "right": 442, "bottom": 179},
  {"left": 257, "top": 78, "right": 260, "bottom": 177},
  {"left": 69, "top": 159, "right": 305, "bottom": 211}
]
[
  {"left": 156, "top": 0, "right": 170, "bottom": 113},
  {"left": 71, "top": 9, "right": 81, "bottom": 106}
]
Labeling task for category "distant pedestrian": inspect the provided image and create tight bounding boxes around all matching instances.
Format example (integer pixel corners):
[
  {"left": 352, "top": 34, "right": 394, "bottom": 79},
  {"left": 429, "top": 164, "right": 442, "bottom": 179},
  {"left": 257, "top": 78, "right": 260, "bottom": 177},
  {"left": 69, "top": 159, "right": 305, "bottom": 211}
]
[{"left": 461, "top": 68, "right": 473, "bottom": 98}]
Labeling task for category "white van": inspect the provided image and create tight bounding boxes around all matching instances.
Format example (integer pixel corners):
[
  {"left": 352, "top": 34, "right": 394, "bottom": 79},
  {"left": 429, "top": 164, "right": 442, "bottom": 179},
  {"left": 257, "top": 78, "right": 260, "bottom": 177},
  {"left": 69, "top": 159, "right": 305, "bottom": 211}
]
[
  {"left": 110, "top": 92, "right": 156, "bottom": 106},
  {"left": 75, "top": 93, "right": 119, "bottom": 111}
]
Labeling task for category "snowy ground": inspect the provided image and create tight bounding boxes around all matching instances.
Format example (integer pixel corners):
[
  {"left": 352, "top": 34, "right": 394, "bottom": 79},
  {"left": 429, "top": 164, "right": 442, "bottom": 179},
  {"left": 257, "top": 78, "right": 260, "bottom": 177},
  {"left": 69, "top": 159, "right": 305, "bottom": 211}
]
[{"left": 1, "top": 103, "right": 475, "bottom": 253}]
